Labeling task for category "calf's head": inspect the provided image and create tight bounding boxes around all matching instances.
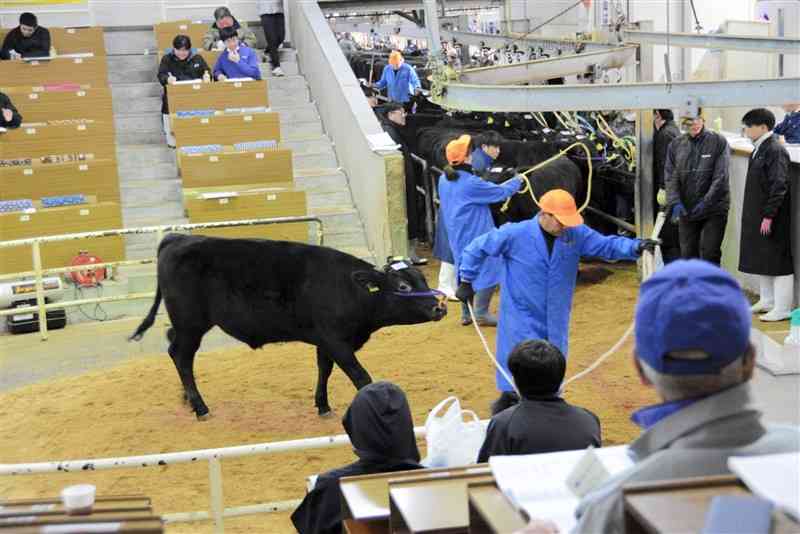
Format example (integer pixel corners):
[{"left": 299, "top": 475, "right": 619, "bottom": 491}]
[{"left": 352, "top": 258, "right": 447, "bottom": 326}]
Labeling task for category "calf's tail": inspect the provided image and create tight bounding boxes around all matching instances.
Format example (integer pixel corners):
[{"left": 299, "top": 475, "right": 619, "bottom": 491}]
[{"left": 129, "top": 284, "right": 162, "bottom": 341}]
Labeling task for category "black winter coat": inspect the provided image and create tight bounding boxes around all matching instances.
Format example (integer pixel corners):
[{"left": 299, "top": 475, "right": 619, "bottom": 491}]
[
  {"left": 665, "top": 128, "right": 731, "bottom": 220},
  {"left": 0, "top": 92, "right": 22, "bottom": 129},
  {"left": 1, "top": 26, "right": 50, "bottom": 59},
  {"left": 157, "top": 52, "right": 211, "bottom": 114},
  {"left": 477, "top": 395, "right": 601, "bottom": 463},
  {"left": 739, "top": 134, "right": 794, "bottom": 276},
  {"left": 653, "top": 120, "right": 680, "bottom": 190},
  {"left": 291, "top": 382, "right": 422, "bottom": 534}
]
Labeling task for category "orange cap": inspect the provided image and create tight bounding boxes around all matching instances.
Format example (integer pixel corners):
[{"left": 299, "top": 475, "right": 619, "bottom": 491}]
[
  {"left": 539, "top": 189, "right": 583, "bottom": 227},
  {"left": 389, "top": 50, "right": 403, "bottom": 67},
  {"left": 446, "top": 135, "right": 472, "bottom": 165}
]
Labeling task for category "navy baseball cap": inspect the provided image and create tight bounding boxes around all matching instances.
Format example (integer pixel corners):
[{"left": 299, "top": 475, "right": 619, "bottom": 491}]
[{"left": 635, "top": 260, "right": 752, "bottom": 375}]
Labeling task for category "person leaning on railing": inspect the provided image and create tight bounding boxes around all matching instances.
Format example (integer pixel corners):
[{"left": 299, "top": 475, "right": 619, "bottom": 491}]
[{"left": 0, "top": 91, "right": 23, "bottom": 131}]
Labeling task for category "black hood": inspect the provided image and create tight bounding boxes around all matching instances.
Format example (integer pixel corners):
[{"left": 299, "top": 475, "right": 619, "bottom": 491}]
[{"left": 342, "top": 382, "right": 420, "bottom": 464}]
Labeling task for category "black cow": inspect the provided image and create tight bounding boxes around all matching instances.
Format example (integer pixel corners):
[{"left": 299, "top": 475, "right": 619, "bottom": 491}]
[{"left": 129, "top": 234, "right": 447, "bottom": 419}]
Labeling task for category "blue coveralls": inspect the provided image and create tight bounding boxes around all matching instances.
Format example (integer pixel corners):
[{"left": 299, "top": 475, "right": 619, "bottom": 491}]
[
  {"left": 373, "top": 63, "right": 421, "bottom": 104},
  {"left": 460, "top": 215, "right": 640, "bottom": 391}
]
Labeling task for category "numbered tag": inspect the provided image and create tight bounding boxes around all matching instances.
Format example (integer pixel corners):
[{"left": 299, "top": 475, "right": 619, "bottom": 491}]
[
  {"left": 32, "top": 86, "right": 44, "bottom": 92},
  {"left": 23, "top": 168, "right": 33, "bottom": 175},
  {"left": 192, "top": 84, "right": 201, "bottom": 90},
  {"left": 179, "top": 24, "right": 188, "bottom": 30},
  {"left": 74, "top": 58, "right": 83, "bottom": 64},
  {"left": 79, "top": 164, "right": 88, "bottom": 171},
  {"left": 77, "top": 124, "right": 86, "bottom": 131},
  {"left": 219, "top": 198, "right": 229, "bottom": 205},
  {"left": 67, "top": 28, "right": 76, "bottom": 34},
  {"left": 30, "top": 61, "right": 39, "bottom": 66},
  {"left": 79, "top": 209, "right": 90, "bottom": 216},
  {"left": 209, "top": 156, "right": 219, "bottom": 162},
  {"left": 266, "top": 194, "right": 277, "bottom": 201},
  {"left": 77, "top": 91, "right": 86, "bottom": 97},
  {"left": 201, "top": 118, "right": 209, "bottom": 124},
  {"left": 234, "top": 82, "right": 242, "bottom": 88},
  {"left": 28, "top": 93, "right": 39, "bottom": 100},
  {"left": 256, "top": 153, "right": 264, "bottom": 159},
  {"left": 26, "top": 128, "right": 36, "bottom": 135},
  {"left": 243, "top": 115, "right": 252, "bottom": 122},
  {"left": 20, "top": 215, "right": 30, "bottom": 222}
]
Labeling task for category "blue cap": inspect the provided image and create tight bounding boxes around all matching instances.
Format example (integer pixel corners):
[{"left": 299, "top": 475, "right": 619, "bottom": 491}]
[{"left": 635, "top": 260, "right": 751, "bottom": 375}]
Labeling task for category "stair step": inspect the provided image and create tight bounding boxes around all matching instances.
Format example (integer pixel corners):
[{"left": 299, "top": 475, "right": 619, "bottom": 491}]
[
  {"left": 119, "top": 161, "right": 178, "bottom": 181},
  {"left": 269, "top": 87, "right": 310, "bottom": 107},
  {"left": 266, "top": 74, "right": 307, "bottom": 92},
  {"left": 293, "top": 150, "right": 337, "bottom": 170},
  {"left": 260, "top": 62, "right": 299, "bottom": 77},
  {"left": 113, "top": 96, "right": 162, "bottom": 114},
  {"left": 111, "top": 82, "right": 162, "bottom": 99},
  {"left": 276, "top": 102, "right": 319, "bottom": 124},
  {"left": 105, "top": 31, "right": 157, "bottom": 55},
  {"left": 294, "top": 169, "right": 347, "bottom": 191},
  {"left": 307, "top": 191, "right": 352, "bottom": 209},
  {"left": 117, "top": 131, "right": 165, "bottom": 145},
  {"left": 311, "top": 208, "right": 364, "bottom": 235},
  {"left": 324, "top": 231, "right": 370, "bottom": 249},
  {"left": 115, "top": 112, "right": 163, "bottom": 132},
  {"left": 117, "top": 144, "right": 176, "bottom": 167},
  {"left": 107, "top": 54, "right": 157, "bottom": 74},
  {"left": 120, "top": 179, "right": 183, "bottom": 206},
  {"left": 122, "top": 202, "right": 186, "bottom": 229},
  {"left": 284, "top": 119, "right": 324, "bottom": 139},
  {"left": 280, "top": 134, "right": 331, "bottom": 155},
  {"left": 110, "top": 69, "right": 157, "bottom": 85}
]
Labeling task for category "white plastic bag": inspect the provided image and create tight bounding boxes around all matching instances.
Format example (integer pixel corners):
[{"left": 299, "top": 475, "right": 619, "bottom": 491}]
[{"left": 421, "top": 396, "right": 487, "bottom": 468}]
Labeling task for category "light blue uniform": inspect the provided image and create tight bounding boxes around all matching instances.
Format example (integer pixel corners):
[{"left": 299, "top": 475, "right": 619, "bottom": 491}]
[
  {"left": 437, "top": 170, "right": 522, "bottom": 289},
  {"left": 373, "top": 63, "right": 421, "bottom": 104},
  {"left": 460, "top": 215, "right": 640, "bottom": 391}
]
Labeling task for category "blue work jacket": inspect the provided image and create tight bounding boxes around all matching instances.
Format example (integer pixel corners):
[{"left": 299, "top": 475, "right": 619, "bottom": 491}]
[
  {"left": 460, "top": 215, "right": 640, "bottom": 391},
  {"left": 374, "top": 63, "right": 421, "bottom": 103},
  {"left": 437, "top": 169, "right": 522, "bottom": 289}
]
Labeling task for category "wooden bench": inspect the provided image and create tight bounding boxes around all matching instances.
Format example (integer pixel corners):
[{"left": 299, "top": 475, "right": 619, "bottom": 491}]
[
  {"left": 178, "top": 148, "right": 292, "bottom": 189},
  {"left": 167, "top": 79, "right": 268, "bottom": 113},
  {"left": 2, "top": 86, "right": 113, "bottom": 123},
  {"left": 0, "top": 55, "right": 108, "bottom": 87},
  {"left": 0, "top": 158, "right": 120, "bottom": 203},
  {"left": 173, "top": 112, "right": 280, "bottom": 149},
  {"left": 155, "top": 20, "right": 209, "bottom": 52},
  {"left": 0, "top": 200, "right": 125, "bottom": 275},
  {"left": 0, "top": 27, "right": 105, "bottom": 56},
  {"left": 0, "top": 121, "right": 116, "bottom": 161},
  {"left": 185, "top": 189, "right": 309, "bottom": 243}
]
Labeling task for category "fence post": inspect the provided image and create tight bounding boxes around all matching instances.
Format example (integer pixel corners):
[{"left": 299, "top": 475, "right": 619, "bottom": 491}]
[
  {"left": 209, "top": 457, "right": 225, "bottom": 533},
  {"left": 31, "top": 241, "right": 49, "bottom": 341}
]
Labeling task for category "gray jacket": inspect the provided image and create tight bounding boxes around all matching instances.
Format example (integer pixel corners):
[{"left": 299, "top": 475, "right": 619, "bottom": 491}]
[
  {"left": 574, "top": 383, "right": 800, "bottom": 534},
  {"left": 202, "top": 20, "right": 258, "bottom": 51},
  {"left": 258, "top": 1, "right": 284, "bottom": 14},
  {"left": 665, "top": 128, "right": 731, "bottom": 220}
]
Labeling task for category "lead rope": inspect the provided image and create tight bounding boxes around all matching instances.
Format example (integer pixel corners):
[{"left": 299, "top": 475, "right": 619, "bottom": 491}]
[{"left": 466, "top": 210, "right": 667, "bottom": 391}]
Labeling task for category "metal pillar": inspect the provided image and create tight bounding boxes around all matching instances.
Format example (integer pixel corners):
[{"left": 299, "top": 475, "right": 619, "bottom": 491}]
[
  {"left": 636, "top": 110, "right": 655, "bottom": 240},
  {"left": 422, "top": 0, "right": 442, "bottom": 56}
]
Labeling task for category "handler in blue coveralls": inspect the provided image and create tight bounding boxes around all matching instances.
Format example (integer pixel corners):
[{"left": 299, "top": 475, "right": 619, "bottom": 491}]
[
  {"left": 439, "top": 134, "right": 524, "bottom": 326},
  {"left": 373, "top": 50, "right": 421, "bottom": 108},
  {"left": 457, "top": 189, "right": 659, "bottom": 413}
]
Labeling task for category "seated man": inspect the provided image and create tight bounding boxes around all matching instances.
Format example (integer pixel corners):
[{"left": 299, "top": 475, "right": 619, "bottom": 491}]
[
  {"left": 213, "top": 26, "right": 262, "bottom": 81},
  {"left": 0, "top": 92, "right": 23, "bottom": 130},
  {"left": 291, "top": 382, "right": 422, "bottom": 534},
  {"left": 1, "top": 12, "right": 51, "bottom": 60},
  {"left": 203, "top": 6, "right": 257, "bottom": 52},
  {"left": 520, "top": 260, "right": 800, "bottom": 534},
  {"left": 477, "top": 340, "right": 600, "bottom": 462}
]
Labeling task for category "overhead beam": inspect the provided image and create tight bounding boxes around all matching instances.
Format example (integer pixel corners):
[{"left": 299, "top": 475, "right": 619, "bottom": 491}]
[
  {"left": 328, "top": 20, "right": 430, "bottom": 39},
  {"left": 318, "top": 0, "right": 499, "bottom": 12},
  {"left": 440, "top": 29, "right": 618, "bottom": 52},
  {"left": 622, "top": 30, "right": 800, "bottom": 54},
  {"left": 458, "top": 46, "right": 637, "bottom": 85},
  {"left": 433, "top": 77, "right": 800, "bottom": 112}
]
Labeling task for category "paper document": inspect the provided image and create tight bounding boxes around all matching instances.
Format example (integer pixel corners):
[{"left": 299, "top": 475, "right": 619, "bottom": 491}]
[
  {"left": 171, "top": 79, "right": 203, "bottom": 85},
  {"left": 728, "top": 452, "right": 800, "bottom": 520},
  {"left": 490, "top": 446, "right": 634, "bottom": 533}
]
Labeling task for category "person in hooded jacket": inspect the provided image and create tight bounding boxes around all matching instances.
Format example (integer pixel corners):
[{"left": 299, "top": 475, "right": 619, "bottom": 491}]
[
  {"left": 202, "top": 6, "right": 257, "bottom": 51},
  {"left": 291, "top": 382, "right": 422, "bottom": 534},
  {"left": 157, "top": 35, "right": 211, "bottom": 148},
  {"left": 0, "top": 92, "right": 22, "bottom": 130},
  {"left": 438, "top": 135, "right": 524, "bottom": 327}
]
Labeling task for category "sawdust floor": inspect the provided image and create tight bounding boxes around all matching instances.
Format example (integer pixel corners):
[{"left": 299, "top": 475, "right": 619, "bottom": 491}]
[{"left": 1, "top": 260, "right": 667, "bottom": 532}]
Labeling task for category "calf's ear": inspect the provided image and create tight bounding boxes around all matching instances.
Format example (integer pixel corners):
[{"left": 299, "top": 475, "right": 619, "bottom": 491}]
[{"left": 352, "top": 270, "right": 385, "bottom": 294}]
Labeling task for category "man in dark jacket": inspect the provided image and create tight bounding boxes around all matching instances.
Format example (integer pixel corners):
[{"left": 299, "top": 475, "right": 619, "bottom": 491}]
[
  {"left": 665, "top": 108, "right": 731, "bottom": 265},
  {"left": 291, "top": 382, "right": 422, "bottom": 534},
  {"left": 0, "top": 92, "right": 22, "bottom": 130},
  {"left": 739, "top": 108, "right": 794, "bottom": 322},
  {"left": 1, "top": 12, "right": 50, "bottom": 60},
  {"left": 653, "top": 109, "right": 681, "bottom": 264},
  {"left": 157, "top": 35, "right": 211, "bottom": 148},
  {"left": 477, "top": 339, "right": 601, "bottom": 462}
]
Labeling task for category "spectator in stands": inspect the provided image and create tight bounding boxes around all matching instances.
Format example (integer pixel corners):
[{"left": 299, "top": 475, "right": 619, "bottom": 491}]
[
  {"left": 739, "top": 108, "right": 794, "bottom": 322},
  {"left": 653, "top": 109, "right": 681, "bottom": 264},
  {"left": 477, "top": 339, "right": 600, "bottom": 462},
  {"left": 774, "top": 102, "right": 800, "bottom": 144},
  {"left": 378, "top": 102, "right": 427, "bottom": 266},
  {"left": 519, "top": 260, "right": 800, "bottom": 534},
  {"left": 203, "top": 6, "right": 257, "bottom": 52},
  {"left": 1, "top": 12, "right": 51, "bottom": 60},
  {"left": 338, "top": 32, "right": 359, "bottom": 57},
  {"left": 373, "top": 51, "right": 421, "bottom": 110},
  {"left": 213, "top": 26, "right": 262, "bottom": 82},
  {"left": 157, "top": 35, "right": 211, "bottom": 148},
  {"left": 291, "top": 381, "right": 422, "bottom": 534},
  {"left": 258, "top": 0, "right": 286, "bottom": 77},
  {"left": 0, "top": 91, "right": 22, "bottom": 130}
]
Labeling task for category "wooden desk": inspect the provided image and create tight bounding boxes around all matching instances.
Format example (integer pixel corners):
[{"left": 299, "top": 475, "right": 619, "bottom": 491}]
[
  {"left": 155, "top": 21, "right": 209, "bottom": 52},
  {"left": 167, "top": 79, "right": 268, "bottom": 112},
  {"left": 468, "top": 481, "right": 527, "bottom": 534},
  {"left": 0, "top": 121, "right": 116, "bottom": 161},
  {"left": 179, "top": 148, "right": 292, "bottom": 188},
  {"left": 172, "top": 112, "right": 280, "bottom": 148},
  {"left": 0, "top": 56, "right": 108, "bottom": 87},
  {"left": 0, "top": 27, "right": 105, "bottom": 56},
  {"left": 0, "top": 158, "right": 120, "bottom": 203},
  {"left": 623, "top": 475, "right": 800, "bottom": 534},
  {"left": 7, "top": 86, "right": 113, "bottom": 123},
  {"left": 389, "top": 469, "right": 495, "bottom": 534}
]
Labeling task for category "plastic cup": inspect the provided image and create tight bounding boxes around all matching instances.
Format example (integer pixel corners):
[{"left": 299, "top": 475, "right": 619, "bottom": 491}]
[{"left": 60, "top": 484, "right": 96, "bottom": 515}]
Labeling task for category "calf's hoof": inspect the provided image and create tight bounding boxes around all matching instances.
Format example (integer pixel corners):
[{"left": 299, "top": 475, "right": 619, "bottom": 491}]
[
  {"left": 196, "top": 412, "right": 212, "bottom": 421},
  {"left": 318, "top": 409, "right": 334, "bottom": 419}
]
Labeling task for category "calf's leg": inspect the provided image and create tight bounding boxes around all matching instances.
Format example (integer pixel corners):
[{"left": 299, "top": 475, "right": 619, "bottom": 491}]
[
  {"left": 323, "top": 339, "right": 372, "bottom": 394},
  {"left": 314, "top": 347, "right": 335, "bottom": 417},
  {"left": 167, "top": 329, "right": 210, "bottom": 419}
]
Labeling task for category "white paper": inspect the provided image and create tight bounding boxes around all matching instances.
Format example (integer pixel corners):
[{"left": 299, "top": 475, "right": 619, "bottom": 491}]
[
  {"left": 490, "top": 446, "right": 633, "bottom": 533},
  {"left": 367, "top": 132, "right": 400, "bottom": 153},
  {"left": 728, "top": 452, "right": 800, "bottom": 520},
  {"left": 171, "top": 79, "right": 203, "bottom": 85},
  {"left": 200, "top": 192, "right": 238, "bottom": 200}
]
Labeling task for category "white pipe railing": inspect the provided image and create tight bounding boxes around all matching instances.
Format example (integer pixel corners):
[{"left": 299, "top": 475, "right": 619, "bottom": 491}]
[{"left": 0, "top": 216, "right": 323, "bottom": 340}]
